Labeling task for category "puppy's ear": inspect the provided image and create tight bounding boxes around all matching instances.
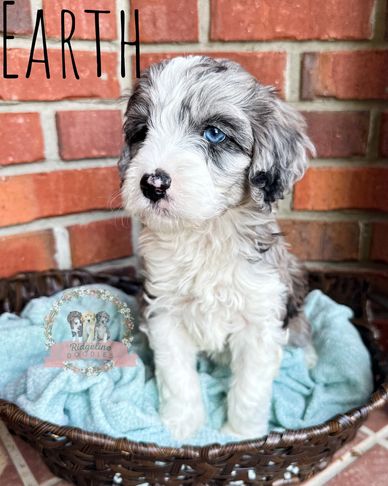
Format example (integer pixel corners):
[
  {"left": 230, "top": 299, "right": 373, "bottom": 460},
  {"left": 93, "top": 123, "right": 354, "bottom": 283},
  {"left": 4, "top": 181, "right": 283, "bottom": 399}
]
[
  {"left": 248, "top": 90, "right": 315, "bottom": 208},
  {"left": 118, "top": 143, "right": 130, "bottom": 185},
  {"left": 118, "top": 69, "right": 153, "bottom": 185}
]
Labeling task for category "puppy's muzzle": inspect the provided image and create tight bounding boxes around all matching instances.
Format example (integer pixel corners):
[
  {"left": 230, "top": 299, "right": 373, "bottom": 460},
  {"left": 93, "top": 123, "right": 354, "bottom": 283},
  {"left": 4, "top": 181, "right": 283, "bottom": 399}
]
[{"left": 140, "top": 169, "right": 171, "bottom": 202}]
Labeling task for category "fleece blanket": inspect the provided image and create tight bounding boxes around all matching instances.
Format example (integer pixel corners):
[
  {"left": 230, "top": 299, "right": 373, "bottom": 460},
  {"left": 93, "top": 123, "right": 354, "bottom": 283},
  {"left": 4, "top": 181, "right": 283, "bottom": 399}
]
[{"left": 0, "top": 285, "right": 373, "bottom": 447}]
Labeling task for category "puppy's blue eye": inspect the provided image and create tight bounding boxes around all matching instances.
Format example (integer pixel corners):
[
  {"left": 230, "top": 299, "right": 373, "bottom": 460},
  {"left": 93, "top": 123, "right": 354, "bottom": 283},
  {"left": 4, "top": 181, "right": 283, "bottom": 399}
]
[{"left": 203, "top": 126, "right": 226, "bottom": 144}]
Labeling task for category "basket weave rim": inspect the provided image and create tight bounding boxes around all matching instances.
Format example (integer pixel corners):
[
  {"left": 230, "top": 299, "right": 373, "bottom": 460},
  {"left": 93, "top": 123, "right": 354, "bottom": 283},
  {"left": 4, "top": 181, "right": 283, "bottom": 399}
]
[
  {"left": 0, "top": 269, "right": 387, "bottom": 460},
  {"left": 1, "top": 384, "right": 388, "bottom": 459}
]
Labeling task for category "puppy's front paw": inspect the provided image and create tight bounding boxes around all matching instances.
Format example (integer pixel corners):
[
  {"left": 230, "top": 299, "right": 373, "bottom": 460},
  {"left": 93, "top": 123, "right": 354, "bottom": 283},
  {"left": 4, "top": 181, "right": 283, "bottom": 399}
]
[
  {"left": 221, "top": 421, "right": 268, "bottom": 440},
  {"left": 161, "top": 400, "right": 205, "bottom": 441}
]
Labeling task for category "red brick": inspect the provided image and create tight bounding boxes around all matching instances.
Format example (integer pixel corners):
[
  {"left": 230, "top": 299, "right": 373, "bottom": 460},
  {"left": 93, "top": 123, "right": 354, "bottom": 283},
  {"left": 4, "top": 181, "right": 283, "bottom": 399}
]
[
  {"left": 56, "top": 110, "right": 122, "bottom": 160},
  {"left": 0, "top": 167, "right": 121, "bottom": 227},
  {"left": 131, "top": 0, "right": 198, "bottom": 43},
  {"left": 279, "top": 219, "right": 360, "bottom": 261},
  {"left": 43, "top": 0, "right": 117, "bottom": 40},
  {"left": 302, "top": 51, "right": 388, "bottom": 100},
  {"left": 69, "top": 218, "right": 132, "bottom": 267},
  {"left": 0, "top": 49, "right": 119, "bottom": 101},
  {"left": 380, "top": 112, "right": 388, "bottom": 157},
  {"left": 0, "top": 113, "right": 44, "bottom": 165},
  {"left": 211, "top": 0, "right": 374, "bottom": 41},
  {"left": 332, "top": 430, "right": 367, "bottom": 461},
  {"left": 0, "top": 230, "right": 56, "bottom": 278},
  {"left": 13, "top": 436, "right": 58, "bottom": 483},
  {"left": 0, "top": 0, "right": 32, "bottom": 35},
  {"left": 294, "top": 167, "right": 388, "bottom": 212},
  {"left": 327, "top": 446, "right": 388, "bottom": 486},
  {"left": 136, "top": 52, "right": 286, "bottom": 96},
  {"left": 0, "top": 439, "right": 24, "bottom": 485},
  {"left": 302, "top": 111, "right": 369, "bottom": 158},
  {"left": 364, "top": 405, "right": 388, "bottom": 432},
  {"left": 370, "top": 223, "right": 388, "bottom": 263}
]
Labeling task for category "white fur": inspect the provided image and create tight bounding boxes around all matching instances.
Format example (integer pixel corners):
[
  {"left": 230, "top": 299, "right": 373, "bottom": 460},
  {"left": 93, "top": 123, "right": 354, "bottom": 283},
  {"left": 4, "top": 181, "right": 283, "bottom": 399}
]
[
  {"left": 130, "top": 206, "right": 288, "bottom": 440},
  {"left": 121, "top": 56, "right": 312, "bottom": 440}
]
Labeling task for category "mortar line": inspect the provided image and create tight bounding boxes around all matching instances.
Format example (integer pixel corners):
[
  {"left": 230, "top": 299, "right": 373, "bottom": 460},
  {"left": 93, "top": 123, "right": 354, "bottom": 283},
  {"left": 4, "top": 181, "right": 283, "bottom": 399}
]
[
  {"left": 286, "top": 51, "right": 301, "bottom": 102},
  {"left": 1, "top": 99, "right": 387, "bottom": 112},
  {"left": 0, "top": 100, "right": 123, "bottom": 111},
  {"left": 40, "top": 478, "right": 66, "bottom": 486},
  {"left": 115, "top": 0, "right": 132, "bottom": 97},
  {"left": 6, "top": 36, "right": 388, "bottom": 53},
  {"left": 85, "top": 255, "right": 138, "bottom": 273},
  {"left": 277, "top": 210, "right": 388, "bottom": 223},
  {"left": 4, "top": 157, "right": 388, "bottom": 178},
  {"left": 198, "top": 0, "right": 210, "bottom": 46},
  {"left": 304, "top": 261, "right": 388, "bottom": 273},
  {"left": 136, "top": 40, "right": 388, "bottom": 53},
  {"left": 1, "top": 98, "right": 387, "bottom": 111},
  {"left": 305, "top": 159, "right": 388, "bottom": 167},
  {"left": 0, "top": 210, "right": 128, "bottom": 237},
  {"left": 376, "top": 424, "right": 388, "bottom": 439},
  {"left": 0, "top": 158, "right": 119, "bottom": 176},
  {"left": 304, "top": 433, "right": 379, "bottom": 485},
  {"left": 277, "top": 193, "right": 293, "bottom": 214},
  {"left": 358, "top": 221, "right": 373, "bottom": 261},
  {"left": 372, "top": 0, "right": 388, "bottom": 41},
  {"left": 0, "top": 421, "right": 39, "bottom": 486},
  {"left": 366, "top": 109, "right": 382, "bottom": 160},
  {"left": 40, "top": 109, "right": 60, "bottom": 161},
  {"left": 3, "top": 207, "right": 388, "bottom": 240},
  {"left": 6, "top": 34, "right": 118, "bottom": 52},
  {"left": 30, "top": 0, "right": 42, "bottom": 16},
  {"left": 53, "top": 225, "right": 71, "bottom": 269},
  {"left": 293, "top": 101, "right": 388, "bottom": 110},
  {"left": 378, "top": 438, "right": 388, "bottom": 450},
  {"left": 8, "top": 212, "right": 388, "bottom": 242}
]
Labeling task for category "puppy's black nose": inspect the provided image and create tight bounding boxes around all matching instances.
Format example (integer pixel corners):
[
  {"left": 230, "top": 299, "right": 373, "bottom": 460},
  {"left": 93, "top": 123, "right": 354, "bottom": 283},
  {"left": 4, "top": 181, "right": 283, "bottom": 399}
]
[{"left": 140, "top": 169, "right": 171, "bottom": 202}]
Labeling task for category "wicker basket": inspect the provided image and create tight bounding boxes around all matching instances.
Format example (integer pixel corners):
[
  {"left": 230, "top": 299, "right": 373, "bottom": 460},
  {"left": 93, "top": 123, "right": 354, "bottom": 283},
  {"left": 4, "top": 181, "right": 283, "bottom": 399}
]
[{"left": 0, "top": 268, "right": 387, "bottom": 486}]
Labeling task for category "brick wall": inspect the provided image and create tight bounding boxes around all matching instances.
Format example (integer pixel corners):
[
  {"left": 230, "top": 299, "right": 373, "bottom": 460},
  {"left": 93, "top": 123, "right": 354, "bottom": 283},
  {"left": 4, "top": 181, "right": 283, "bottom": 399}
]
[{"left": 0, "top": 0, "right": 387, "bottom": 278}]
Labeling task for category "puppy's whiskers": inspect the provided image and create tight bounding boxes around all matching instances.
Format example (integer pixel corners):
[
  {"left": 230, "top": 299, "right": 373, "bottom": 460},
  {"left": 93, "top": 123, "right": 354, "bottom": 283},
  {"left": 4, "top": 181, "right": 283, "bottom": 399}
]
[{"left": 108, "top": 190, "right": 123, "bottom": 210}]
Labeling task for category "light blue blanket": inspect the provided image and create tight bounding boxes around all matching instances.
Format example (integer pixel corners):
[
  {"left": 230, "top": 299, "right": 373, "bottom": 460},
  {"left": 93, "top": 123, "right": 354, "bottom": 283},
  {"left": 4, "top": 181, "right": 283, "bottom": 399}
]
[{"left": 0, "top": 285, "right": 373, "bottom": 447}]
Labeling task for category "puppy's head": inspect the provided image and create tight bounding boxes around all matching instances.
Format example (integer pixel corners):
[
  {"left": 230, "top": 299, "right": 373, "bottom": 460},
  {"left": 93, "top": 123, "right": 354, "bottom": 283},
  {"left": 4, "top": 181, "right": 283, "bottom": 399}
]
[
  {"left": 120, "top": 56, "right": 314, "bottom": 230},
  {"left": 96, "top": 311, "right": 110, "bottom": 326},
  {"left": 82, "top": 311, "right": 96, "bottom": 326},
  {"left": 67, "top": 311, "right": 82, "bottom": 329}
]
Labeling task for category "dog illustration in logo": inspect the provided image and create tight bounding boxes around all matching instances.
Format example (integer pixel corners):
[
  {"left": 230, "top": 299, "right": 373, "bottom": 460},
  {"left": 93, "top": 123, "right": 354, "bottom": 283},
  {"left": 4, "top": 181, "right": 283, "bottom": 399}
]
[
  {"left": 67, "top": 311, "right": 83, "bottom": 342},
  {"left": 95, "top": 311, "right": 111, "bottom": 342},
  {"left": 82, "top": 311, "right": 97, "bottom": 342}
]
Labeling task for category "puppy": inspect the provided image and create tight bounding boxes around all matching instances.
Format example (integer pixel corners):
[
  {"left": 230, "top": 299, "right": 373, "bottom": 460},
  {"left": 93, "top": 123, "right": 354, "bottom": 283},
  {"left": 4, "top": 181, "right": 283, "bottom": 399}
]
[
  {"left": 82, "top": 311, "right": 96, "bottom": 343},
  {"left": 95, "top": 311, "right": 111, "bottom": 342},
  {"left": 67, "top": 311, "right": 83, "bottom": 342},
  {"left": 119, "top": 56, "right": 314, "bottom": 440}
]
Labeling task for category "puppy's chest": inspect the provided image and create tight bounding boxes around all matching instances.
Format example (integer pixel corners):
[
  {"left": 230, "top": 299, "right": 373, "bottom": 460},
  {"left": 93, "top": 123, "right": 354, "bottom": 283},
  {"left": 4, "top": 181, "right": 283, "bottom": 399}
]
[{"left": 142, "top": 230, "right": 284, "bottom": 352}]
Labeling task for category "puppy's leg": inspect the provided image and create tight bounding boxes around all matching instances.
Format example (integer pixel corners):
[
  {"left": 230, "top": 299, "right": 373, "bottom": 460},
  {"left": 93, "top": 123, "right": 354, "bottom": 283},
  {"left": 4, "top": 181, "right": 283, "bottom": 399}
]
[
  {"left": 146, "top": 314, "right": 204, "bottom": 440},
  {"left": 222, "top": 322, "right": 284, "bottom": 438},
  {"left": 86, "top": 324, "right": 95, "bottom": 342}
]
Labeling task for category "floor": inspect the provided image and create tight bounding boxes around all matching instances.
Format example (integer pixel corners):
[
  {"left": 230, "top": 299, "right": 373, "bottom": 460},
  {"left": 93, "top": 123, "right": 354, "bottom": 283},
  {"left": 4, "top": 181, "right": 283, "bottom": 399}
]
[
  {"left": 0, "top": 407, "right": 387, "bottom": 486},
  {"left": 303, "top": 405, "right": 388, "bottom": 486}
]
